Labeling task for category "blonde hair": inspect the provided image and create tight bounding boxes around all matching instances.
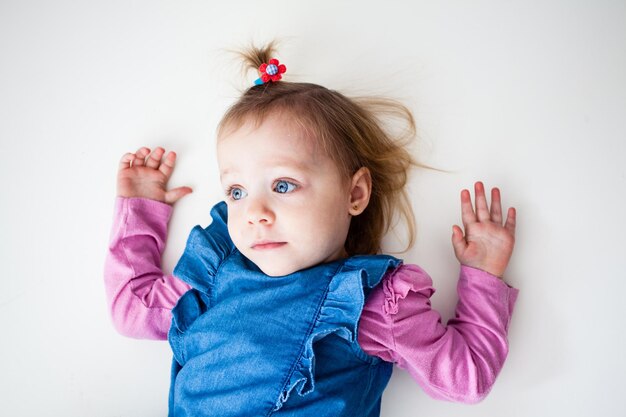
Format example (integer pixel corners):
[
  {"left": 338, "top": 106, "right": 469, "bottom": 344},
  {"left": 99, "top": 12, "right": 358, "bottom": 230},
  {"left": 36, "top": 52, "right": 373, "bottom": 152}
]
[{"left": 218, "top": 42, "right": 418, "bottom": 255}]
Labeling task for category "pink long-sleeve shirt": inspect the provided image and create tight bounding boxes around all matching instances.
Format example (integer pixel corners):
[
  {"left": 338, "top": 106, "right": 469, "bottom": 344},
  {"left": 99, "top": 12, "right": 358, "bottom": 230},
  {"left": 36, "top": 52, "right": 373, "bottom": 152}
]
[{"left": 104, "top": 197, "right": 518, "bottom": 403}]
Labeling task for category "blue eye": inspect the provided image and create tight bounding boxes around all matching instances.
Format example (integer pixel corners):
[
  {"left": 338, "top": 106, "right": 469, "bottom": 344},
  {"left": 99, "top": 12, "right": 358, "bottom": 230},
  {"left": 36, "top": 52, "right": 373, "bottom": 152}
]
[
  {"left": 228, "top": 187, "right": 248, "bottom": 200},
  {"left": 274, "top": 180, "right": 297, "bottom": 194}
]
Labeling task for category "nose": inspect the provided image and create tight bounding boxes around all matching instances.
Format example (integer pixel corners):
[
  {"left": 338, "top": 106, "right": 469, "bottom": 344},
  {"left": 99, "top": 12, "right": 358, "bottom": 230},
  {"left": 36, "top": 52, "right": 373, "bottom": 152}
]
[{"left": 246, "top": 196, "right": 275, "bottom": 225}]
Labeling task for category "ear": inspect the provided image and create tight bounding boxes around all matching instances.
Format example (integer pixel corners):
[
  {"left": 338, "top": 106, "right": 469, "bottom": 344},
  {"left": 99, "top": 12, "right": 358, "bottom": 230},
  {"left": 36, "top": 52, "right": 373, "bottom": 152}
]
[{"left": 348, "top": 167, "right": 372, "bottom": 216}]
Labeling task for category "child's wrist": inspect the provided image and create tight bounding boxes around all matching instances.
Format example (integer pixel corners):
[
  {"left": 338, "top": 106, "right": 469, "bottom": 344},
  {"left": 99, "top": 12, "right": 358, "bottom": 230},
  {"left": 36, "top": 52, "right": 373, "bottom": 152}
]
[{"left": 461, "top": 262, "right": 505, "bottom": 279}]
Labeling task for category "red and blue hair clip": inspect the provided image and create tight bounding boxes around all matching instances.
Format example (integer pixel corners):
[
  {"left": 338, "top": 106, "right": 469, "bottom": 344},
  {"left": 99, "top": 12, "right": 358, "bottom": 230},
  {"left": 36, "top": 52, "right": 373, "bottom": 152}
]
[{"left": 254, "top": 58, "right": 287, "bottom": 85}]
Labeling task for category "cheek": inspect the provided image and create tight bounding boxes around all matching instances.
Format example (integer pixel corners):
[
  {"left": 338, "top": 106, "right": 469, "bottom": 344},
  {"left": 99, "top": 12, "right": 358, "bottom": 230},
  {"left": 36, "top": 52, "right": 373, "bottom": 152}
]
[
  {"left": 309, "top": 207, "right": 351, "bottom": 241},
  {"left": 226, "top": 212, "right": 243, "bottom": 241}
]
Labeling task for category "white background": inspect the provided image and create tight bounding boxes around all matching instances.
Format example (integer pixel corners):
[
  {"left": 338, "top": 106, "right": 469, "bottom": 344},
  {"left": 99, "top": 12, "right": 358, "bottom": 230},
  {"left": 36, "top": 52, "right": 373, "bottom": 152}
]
[{"left": 1, "top": 1, "right": 625, "bottom": 416}]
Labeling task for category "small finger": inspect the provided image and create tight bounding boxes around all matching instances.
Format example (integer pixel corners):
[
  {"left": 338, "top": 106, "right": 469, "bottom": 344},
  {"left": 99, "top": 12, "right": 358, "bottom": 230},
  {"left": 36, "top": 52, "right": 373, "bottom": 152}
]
[
  {"left": 460, "top": 188, "right": 477, "bottom": 229},
  {"left": 146, "top": 147, "right": 165, "bottom": 169},
  {"left": 159, "top": 151, "right": 176, "bottom": 178},
  {"left": 504, "top": 207, "right": 517, "bottom": 238},
  {"left": 119, "top": 152, "right": 135, "bottom": 170},
  {"left": 474, "top": 181, "right": 490, "bottom": 222},
  {"left": 132, "top": 147, "right": 150, "bottom": 167},
  {"left": 490, "top": 187, "right": 503, "bottom": 224}
]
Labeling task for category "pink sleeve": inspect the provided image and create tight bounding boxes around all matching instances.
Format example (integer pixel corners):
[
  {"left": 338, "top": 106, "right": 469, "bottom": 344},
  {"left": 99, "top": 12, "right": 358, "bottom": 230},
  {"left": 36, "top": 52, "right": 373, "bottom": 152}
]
[
  {"left": 358, "top": 264, "right": 519, "bottom": 403},
  {"left": 104, "top": 197, "right": 191, "bottom": 340}
]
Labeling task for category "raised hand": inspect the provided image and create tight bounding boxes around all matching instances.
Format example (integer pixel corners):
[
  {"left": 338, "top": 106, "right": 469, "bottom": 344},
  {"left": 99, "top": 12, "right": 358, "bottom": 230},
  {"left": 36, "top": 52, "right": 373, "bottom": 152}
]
[
  {"left": 117, "top": 146, "right": 193, "bottom": 205},
  {"left": 451, "top": 181, "right": 516, "bottom": 278}
]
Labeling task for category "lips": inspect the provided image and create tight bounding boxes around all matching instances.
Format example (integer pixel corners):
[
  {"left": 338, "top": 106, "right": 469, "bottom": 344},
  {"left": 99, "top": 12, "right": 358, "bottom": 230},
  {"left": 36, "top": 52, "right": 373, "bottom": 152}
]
[{"left": 251, "top": 240, "right": 287, "bottom": 250}]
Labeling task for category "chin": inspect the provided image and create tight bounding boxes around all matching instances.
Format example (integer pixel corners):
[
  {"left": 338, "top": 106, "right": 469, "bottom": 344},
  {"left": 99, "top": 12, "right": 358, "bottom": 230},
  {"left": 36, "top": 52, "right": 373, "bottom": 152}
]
[
  {"left": 261, "top": 268, "right": 295, "bottom": 277},
  {"left": 255, "top": 261, "right": 303, "bottom": 277}
]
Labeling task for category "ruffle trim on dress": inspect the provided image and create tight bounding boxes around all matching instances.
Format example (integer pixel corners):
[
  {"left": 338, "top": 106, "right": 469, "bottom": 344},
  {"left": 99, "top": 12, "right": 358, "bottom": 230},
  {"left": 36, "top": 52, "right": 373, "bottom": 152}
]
[
  {"left": 172, "top": 202, "right": 234, "bottom": 294},
  {"left": 380, "top": 264, "right": 435, "bottom": 316},
  {"left": 168, "top": 288, "right": 211, "bottom": 366},
  {"left": 273, "top": 256, "right": 401, "bottom": 411},
  {"left": 170, "top": 289, "right": 210, "bottom": 334}
]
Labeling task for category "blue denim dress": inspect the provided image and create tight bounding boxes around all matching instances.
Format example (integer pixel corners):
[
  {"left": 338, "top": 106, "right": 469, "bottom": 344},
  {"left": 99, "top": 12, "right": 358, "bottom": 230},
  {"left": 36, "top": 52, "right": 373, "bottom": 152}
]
[{"left": 169, "top": 202, "right": 401, "bottom": 416}]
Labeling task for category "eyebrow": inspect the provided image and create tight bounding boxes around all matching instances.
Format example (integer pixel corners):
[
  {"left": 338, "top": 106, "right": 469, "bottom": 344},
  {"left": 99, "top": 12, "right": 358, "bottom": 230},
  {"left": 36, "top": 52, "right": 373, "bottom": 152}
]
[{"left": 219, "top": 160, "right": 315, "bottom": 181}]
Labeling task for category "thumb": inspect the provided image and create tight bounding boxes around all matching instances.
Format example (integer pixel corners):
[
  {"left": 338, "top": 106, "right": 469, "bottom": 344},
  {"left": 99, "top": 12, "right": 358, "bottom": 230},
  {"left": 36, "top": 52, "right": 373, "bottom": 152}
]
[
  {"left": 164, "top": 186, "right": 193, "bottom": 205},
  {"left": 451, "top": 225, "right": 467, "bottom": 256}
]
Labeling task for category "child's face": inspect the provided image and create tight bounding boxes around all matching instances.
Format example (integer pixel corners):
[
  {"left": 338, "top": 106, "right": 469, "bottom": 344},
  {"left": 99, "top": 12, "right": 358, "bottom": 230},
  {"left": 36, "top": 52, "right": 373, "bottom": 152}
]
[{"left": 217, "top": 114, "right": 353, "bottom": 277}]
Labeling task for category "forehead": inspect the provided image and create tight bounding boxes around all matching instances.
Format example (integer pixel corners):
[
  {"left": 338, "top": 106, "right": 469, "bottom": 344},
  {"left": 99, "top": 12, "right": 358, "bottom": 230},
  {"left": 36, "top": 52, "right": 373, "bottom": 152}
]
[{"left": 217, "top": 114, "right": 326, "bottom": 174}]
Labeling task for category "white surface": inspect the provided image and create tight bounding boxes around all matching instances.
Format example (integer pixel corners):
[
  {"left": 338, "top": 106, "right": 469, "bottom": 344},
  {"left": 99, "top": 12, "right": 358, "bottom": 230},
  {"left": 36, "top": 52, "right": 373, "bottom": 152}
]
[{"left": 1, "top": 1, "right": 625, "bottom": 416}]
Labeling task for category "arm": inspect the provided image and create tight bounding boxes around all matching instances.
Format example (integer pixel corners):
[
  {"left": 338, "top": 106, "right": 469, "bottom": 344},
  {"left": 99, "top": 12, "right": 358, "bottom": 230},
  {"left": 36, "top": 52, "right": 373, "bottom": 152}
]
[
  {"left": 104, "top": 147, "right": 192, "bottom": 340},
  {"left": 104, "top": 197, "right": 191, "bottom": 339},
  {"left": 359, "top": 182, "right": 518, "bottom": 403},
  {"left": 358, "top": 264, "right": 518, "bottom": 403}
]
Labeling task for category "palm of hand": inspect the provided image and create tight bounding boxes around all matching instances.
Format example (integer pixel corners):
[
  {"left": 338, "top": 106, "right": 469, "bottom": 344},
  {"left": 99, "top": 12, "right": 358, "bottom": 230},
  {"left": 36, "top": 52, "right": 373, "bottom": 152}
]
[
  {"left": 116, "top": 147, "right": 192, "bottom": 205},
  {"left": 118, "top": 165, "right": 169, "bottom": 201},
  {"left": 452, "top": 182, "right": 516, "bottom": 278}
]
